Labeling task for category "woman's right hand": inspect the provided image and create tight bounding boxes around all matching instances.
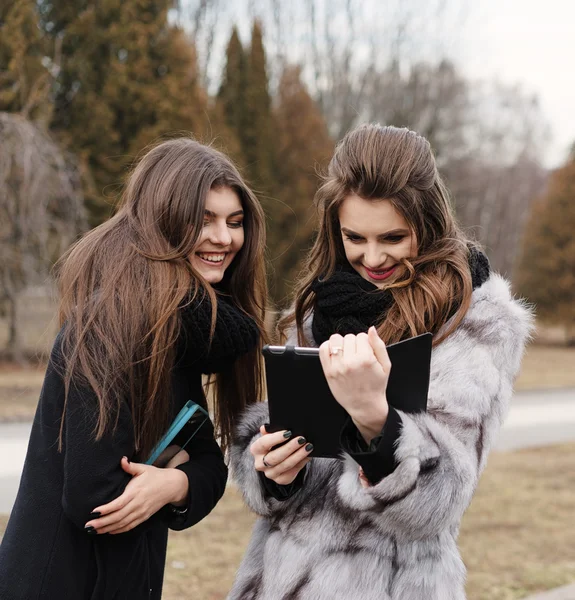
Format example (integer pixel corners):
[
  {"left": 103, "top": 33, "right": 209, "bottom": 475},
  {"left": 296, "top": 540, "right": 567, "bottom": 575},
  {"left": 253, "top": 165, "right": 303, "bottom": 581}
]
[{"left": 251, "top": 426, "right": 313, "bottom": 485}]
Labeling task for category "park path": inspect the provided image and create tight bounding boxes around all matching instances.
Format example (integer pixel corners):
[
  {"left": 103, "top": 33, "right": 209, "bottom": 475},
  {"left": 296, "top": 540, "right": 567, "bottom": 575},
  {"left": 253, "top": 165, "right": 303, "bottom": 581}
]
[{"left": 1, "top": 388, "right": 574, "bottom": 514}]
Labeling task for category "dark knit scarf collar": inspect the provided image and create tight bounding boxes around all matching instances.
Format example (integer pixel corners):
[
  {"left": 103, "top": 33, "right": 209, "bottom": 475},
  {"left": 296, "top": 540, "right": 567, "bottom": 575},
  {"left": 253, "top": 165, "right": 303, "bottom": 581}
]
[
  {"left": 177, "top": 290, "right": 260, "bottom": 373},
  {"left": 311, "top": 246, "right": 490, "bottom": 345}
]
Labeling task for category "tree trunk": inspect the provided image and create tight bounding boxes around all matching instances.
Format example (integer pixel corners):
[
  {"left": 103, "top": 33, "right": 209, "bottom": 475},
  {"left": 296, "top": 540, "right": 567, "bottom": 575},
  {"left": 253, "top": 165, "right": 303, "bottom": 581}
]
[{"left": 6, "top": 292, "right": 24, "bottom": 363}]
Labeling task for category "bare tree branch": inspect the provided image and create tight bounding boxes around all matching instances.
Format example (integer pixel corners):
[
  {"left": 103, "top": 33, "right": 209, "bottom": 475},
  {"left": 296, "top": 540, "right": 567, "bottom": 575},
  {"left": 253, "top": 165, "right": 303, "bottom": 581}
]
[{"left": 0, "top": 113, "right": 86, "bottom": 359}]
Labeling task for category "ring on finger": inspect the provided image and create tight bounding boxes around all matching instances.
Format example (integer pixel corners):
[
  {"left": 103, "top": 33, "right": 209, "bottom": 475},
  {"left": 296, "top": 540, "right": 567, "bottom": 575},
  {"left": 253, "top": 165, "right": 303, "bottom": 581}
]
[
  {"left": 262, "top": 453, "right": 272, "bottom": 468},
  {"left": 330, "top": 346, "right": 343, "bottom": 356}
]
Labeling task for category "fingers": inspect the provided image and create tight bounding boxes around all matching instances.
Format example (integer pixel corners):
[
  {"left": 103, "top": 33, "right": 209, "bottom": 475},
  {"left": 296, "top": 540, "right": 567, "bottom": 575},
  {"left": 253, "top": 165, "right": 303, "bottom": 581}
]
[
  {"left": 250, "top": 429, "right": 293, "bottom": 458},
  {"left": 86, "top": 498, "right": 139, "bottom": 533},
  {"left": 98, "top": 508, "right": 145, "bottom": 535},
  {"left": 319, "top": 340, "right": 331, "bottom": 371},
  {"left": 342, "top": 333, "right": 356, "bottom": 356},
  {"left": 269, "top": 457, "right": 311, "bottom": 486},
  {"left": 120, "top": 456, "right": 146, "bottom": 476},
  {"left": 109, "top": 518, "right": 143, "bottom": 535},
  {"left": 87, "top": 496, "right": 157, "bottom": 535},
  {"left": 256, "top": 436, "right": 313, "bottom": 474},
  {"left": 329, "top": 334, "right": 345, "bottom": 360},
  {"left": 355, "top": 332, "right": 375, "bottom": 360},
  {"left": 368, "top": 326, "right": 391, "bottom": 371},
  {"left": 88, "top": 458, "right": 146, "bottom": 524},
  {"left": 91, "top": 487, "right": 133, "bottom": 517}
]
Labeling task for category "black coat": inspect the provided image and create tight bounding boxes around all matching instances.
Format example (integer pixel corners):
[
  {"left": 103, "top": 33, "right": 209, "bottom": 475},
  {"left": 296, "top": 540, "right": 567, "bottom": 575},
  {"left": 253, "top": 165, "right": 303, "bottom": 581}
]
[{"left": 0, "top": 298, "right": 258, "bottom": 600}]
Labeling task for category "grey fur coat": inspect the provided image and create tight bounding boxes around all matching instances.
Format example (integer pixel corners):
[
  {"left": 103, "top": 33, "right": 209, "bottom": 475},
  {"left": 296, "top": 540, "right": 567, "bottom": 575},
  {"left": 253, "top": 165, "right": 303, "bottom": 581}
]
[{"left": 228, "top": 273, "right": 533, "bottom": 600}]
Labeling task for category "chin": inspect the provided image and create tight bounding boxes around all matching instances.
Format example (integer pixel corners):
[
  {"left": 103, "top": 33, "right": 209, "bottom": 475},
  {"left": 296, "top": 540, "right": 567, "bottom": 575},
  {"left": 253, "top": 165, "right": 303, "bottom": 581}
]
[{"left": 201, "top": 272, "right": 223, "bottom": 284}]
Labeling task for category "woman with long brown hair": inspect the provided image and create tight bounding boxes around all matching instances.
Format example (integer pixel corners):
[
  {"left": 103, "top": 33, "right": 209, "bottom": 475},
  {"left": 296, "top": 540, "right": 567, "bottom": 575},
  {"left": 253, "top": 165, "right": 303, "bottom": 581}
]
[
  {"left": 228, "top": 124, "right": 532, "bottom": 599},
  {"left": 0, "top": 138, "right": 267, "bottom": 600}
]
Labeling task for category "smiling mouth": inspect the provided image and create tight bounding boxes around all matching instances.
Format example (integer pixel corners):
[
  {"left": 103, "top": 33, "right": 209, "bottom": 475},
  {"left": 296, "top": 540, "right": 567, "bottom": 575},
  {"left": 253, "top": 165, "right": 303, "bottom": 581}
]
[
  {"left": 197, "top": 252, "right": 227, "bottom": 266},
  {"left": 364, "top": 265, "right": 396, "bottom": 281}
]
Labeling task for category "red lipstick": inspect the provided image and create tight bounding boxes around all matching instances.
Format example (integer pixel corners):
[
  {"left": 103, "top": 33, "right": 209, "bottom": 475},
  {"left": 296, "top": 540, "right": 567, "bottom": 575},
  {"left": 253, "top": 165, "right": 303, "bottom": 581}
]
[{"left": 364, "top": 265, "right": 397, "bottom": 281}]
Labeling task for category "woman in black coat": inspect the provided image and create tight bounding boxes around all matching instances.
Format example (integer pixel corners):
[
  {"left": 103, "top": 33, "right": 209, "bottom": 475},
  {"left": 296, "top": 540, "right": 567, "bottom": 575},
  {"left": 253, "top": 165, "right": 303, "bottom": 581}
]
[{"left": 0, "top": 139, "right": 268, "bottom": 599}]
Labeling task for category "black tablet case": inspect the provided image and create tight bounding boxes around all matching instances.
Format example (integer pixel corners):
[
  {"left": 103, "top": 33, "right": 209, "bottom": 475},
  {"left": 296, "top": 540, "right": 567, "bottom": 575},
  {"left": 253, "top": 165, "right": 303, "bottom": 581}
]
[{"left": 264, "top": 332, "right": 432, "bottom": 458}]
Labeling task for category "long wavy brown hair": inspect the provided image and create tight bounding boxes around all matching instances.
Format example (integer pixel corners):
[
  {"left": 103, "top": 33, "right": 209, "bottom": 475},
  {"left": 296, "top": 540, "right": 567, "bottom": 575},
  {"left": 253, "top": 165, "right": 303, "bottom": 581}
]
[
  {"left": 279, "top": 124, "right": 474, "bottom": 347},
  {"left": 56, "top": 138, "right": 267, "bottom": 458}
]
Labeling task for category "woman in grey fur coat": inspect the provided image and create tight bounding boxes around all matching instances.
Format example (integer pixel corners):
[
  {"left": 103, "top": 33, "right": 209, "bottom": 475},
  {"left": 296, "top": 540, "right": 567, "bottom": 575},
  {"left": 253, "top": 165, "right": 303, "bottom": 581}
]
[{"left": 228, "top": 124, "right": 533, "bottom": 600}]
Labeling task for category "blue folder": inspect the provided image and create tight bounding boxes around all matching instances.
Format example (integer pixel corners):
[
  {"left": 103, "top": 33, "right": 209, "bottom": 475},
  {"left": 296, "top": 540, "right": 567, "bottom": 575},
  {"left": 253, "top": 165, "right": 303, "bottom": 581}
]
[{"left": 145, "top": 400, "right": 209, "bottom": 466}]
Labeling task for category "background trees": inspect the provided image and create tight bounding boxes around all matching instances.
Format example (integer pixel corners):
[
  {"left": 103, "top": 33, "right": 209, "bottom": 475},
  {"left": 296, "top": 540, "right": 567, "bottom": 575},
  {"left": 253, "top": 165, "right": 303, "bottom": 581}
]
[
  {"left": 0, "top": 113, "right": 85, "bottom": 359},
  {"left": 1, "top": 0, "right": 571, "bottom": 353},
  {"left": 41, "top": 0, "right": 210, "bottom": 224},
  {"left": 516, "top": 152, "right": 575, "bottom": 344}
]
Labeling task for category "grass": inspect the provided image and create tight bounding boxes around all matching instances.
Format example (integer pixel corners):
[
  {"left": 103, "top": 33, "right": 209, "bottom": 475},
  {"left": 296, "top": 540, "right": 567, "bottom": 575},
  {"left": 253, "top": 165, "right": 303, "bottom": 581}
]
[
  {"left": 0, "top": 343, "right": 572, "bottom": 423},
  {"left": 1, "top": 443, "right": 574, "bottom": 600},
  {"left": 514, "top": 344, "right": 575, "bottom": 391},
  {"left": 460, "top": 443, "right": 575, "bottom": 599},
  {"left": 0, "top": 364, "right": 45, "bottom": 421}
]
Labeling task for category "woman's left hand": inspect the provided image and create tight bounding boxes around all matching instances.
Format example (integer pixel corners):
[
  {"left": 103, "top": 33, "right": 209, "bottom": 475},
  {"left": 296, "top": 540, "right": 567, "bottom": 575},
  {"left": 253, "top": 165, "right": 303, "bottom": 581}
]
[
  {"left": 319, "top": 326, "right": 391, "bottom": 444},
  {"left": 85, "top": 453, "right": 189, "bottom": 535}
]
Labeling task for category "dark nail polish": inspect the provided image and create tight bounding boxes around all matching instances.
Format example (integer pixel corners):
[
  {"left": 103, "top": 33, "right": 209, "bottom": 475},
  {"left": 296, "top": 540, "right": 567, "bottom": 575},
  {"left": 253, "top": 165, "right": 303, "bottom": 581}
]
[
  {"left": 305, "top": 443, "right": 314, "bottom": 453},
  {"left": 89, "top": 512, "right": 101, "bottom": 519},
  {"left": 297, "top": 437, "right": 306, "bottom": 445},
  {"left": 85, "top": 526, "right": 97, "bottom": 535},
  {"left": 263, "top": 423, "right": 270, "bottom": 432},
  {"left": 283, "top": 431, "right": 292, "bottom": 439}
]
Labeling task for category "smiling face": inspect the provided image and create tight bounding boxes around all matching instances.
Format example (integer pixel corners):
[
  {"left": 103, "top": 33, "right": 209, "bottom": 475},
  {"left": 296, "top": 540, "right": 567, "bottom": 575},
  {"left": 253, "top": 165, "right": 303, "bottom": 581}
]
[
  {"left": 338, "top": 193, "right": 417, "bottom": 288},
  {"left": 190, "top": 186, "right": 245, "bottom": 284}
]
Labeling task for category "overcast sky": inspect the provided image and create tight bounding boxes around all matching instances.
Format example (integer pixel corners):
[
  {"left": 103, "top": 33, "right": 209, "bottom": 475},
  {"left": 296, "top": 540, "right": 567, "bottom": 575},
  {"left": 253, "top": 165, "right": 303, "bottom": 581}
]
[
  {"left": 185, "top": 0, "right": 574, "bottom": 168},
  {"left": 461, "top": 0, "right": 575, "bottom": 167}
]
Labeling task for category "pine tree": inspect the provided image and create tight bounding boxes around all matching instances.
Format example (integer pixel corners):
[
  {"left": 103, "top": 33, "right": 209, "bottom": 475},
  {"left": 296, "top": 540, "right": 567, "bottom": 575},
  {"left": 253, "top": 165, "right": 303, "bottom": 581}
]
[
  {"left": 242, "top": 20, "right": 275, "bottom": 194},
  {"left": 218, "top": 21, "right": 286, "bottom": 300},
  {"left": 44, "top": 0, "right": 209, "bottom": 224},
  {"left": 272, "top": 65, "right": 334, "bottom": 303},
  {"left": 0, "top": 0, "right": 52, "bottom": 123},
  {"left": 212, "top": 26, "right": 246, "bottom": 168},
  {"left": 516, "top": 152, "right": 575, "bottom": 343},
  {"left": 217, "top": 27, "right": 245, "bottom": 144}
]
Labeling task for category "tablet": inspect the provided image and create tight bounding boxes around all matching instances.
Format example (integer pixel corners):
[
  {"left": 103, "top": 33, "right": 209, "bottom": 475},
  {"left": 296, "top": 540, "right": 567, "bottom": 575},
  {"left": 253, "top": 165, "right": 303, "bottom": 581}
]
[
  {"left": 145, "top": 400, "right": 209, "bottom": 466},
  {"left": 263, "top": 332, "right": 432, "bottom": 458}
]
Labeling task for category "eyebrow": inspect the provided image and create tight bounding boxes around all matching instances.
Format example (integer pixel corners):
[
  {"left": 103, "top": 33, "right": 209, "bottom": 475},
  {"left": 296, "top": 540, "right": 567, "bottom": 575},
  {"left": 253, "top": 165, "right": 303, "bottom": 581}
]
[
  {"left": 204, "top": 210, "right": 244, "bottom": 218},
  {"left": 340, "top": 227, "right": 410, "bottom": 239}
]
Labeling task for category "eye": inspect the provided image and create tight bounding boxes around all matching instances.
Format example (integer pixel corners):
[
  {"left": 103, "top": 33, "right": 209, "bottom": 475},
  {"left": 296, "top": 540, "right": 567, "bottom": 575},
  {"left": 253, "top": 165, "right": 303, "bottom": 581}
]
[
  {"left": 228, "top": 220, "right": 244, "bottom": 229},
  {"left": 387, "top": 235, "right": 405, "bottom": 243},
  {"left": 344, "top": 234, "right": 363, "bottom": 243}
]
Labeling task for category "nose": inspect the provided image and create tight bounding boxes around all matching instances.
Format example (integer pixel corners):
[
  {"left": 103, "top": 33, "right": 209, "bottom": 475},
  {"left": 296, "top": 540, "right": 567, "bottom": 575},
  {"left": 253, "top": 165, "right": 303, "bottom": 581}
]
[
  {"left": 364, "top": 244, "right": 386, "bottom": 269},
  {"left": 208, "top": 221, "right": 232, "bottom": 246}
]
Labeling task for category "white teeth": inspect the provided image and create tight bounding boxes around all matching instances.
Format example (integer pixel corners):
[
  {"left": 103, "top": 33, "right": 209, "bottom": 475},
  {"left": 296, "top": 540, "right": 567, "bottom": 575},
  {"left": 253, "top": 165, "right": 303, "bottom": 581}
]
[{"left": 198, "top": 253, "right": 225, "bottom": 263}]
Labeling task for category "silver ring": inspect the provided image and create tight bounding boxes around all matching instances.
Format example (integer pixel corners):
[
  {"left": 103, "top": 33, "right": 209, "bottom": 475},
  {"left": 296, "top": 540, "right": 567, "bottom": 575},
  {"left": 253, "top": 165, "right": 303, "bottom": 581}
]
[
  {"left": 262, "top": 453, "right": 272, "bottom": 468},
  {"left": 330, "top": 346, "right": 343, "bottom": 356}
]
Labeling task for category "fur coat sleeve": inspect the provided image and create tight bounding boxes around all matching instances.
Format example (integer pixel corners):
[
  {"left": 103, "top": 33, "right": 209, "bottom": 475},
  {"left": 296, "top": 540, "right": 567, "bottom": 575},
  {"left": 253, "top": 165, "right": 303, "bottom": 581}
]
[{"left": 230, "top": 274, "right": 533, "bottom": 539}]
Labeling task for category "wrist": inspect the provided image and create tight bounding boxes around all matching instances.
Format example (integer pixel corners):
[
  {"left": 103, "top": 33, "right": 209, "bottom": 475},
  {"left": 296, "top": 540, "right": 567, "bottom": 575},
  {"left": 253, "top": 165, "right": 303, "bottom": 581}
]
[
  {"left": 351, "top": 398, "right": 389, "bottom": 445},
  {"left": 164, "top": 467, "right": 189, "bottom": 507}
]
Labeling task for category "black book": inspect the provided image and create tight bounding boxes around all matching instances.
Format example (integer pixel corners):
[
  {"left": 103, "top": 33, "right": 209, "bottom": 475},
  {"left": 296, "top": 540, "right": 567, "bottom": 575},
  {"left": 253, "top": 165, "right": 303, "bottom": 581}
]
[{"left": 264, "top": 332, "right": 432, "bottom": 458}]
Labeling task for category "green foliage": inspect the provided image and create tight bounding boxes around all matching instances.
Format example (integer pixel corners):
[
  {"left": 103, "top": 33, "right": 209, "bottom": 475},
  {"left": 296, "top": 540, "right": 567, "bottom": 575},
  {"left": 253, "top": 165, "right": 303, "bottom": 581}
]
[
  {"left": 217, "top": 23, "right": 334, "bottom": 304},
  {"left": 217, "top": 27, "right": 245, "bottom": 147},
  {"left": 241, "top": 21, "right": 275, "bottom": 195},
  {"left": 516, "top": 155, "right": 575, "bottom": 333},
  {"left": 2, "top": 5, "right": 336, "bottom": 308},
  {"left": 46, "top": 0, "right": 209, "bottom": 224},
  {"left": 0, "top": 0, "right": 52, "bottom": 122}
]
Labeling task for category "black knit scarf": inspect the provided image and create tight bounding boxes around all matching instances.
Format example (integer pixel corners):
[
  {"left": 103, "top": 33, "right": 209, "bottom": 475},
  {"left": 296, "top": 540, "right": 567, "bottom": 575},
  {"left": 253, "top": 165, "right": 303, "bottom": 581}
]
[
  {"left": 311, "top": 246, "right": 490, "bottom": 345},
  {"left": 178, "top": 291, "right": 260, "bottom": 373}
]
